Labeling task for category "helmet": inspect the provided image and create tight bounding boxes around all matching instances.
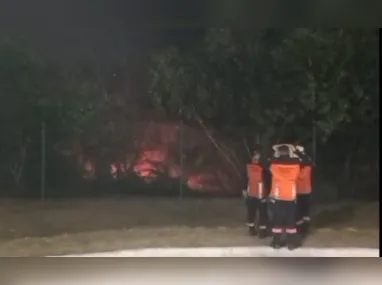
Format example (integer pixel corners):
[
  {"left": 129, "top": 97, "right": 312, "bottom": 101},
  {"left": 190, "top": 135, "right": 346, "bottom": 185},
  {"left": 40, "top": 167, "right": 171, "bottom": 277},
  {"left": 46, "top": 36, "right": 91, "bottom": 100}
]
[{"left": 252, "top": 151, "right": 261, "bottom": 162}]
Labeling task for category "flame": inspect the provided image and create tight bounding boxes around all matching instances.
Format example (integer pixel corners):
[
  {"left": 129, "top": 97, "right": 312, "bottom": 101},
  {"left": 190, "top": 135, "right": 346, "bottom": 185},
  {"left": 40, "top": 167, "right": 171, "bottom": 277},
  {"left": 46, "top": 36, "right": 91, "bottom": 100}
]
[
  {"left": 140, "top": 150, "right": 167, "bottom": 162},
  {"left": 110, "top": 164, "right": 118, "bottom": 174},
  {"left": 81, "top": 150, "right": 236, "bottom": 193},
  {"left": 82, "top": 149, "right": 237, "bottom": 193},
  {"left": 187, "top": 173, "right": 222, "bottom": 193},
  {"left": 134, "top": 161, "right": 157, "bottom": 178},
  {"left": 84, "top": 161, "right": 94, "bottom": 173},
  {"left": 168, "top": 165, "right": 181, "bottom": 178},
  {"left": 76, "top": 122, "right": 240, "bottom": 194}
]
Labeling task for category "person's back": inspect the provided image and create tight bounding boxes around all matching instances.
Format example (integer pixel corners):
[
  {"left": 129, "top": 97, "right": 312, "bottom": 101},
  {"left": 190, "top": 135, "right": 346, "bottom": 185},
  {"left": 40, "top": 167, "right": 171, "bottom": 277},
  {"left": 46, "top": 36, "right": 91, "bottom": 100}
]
[
  {"left": 294, "top": 145, "right": 314, "bottom": 235},
  {"left": 269, "top": 155, "right": 301, "bottom": 201},
  {"left": 243, "top": 147, "right": 270, "bottom": 238},
  {"left": 247, "top": 163, "right": 264, "bottom": 197},
  {"left": 268, "top": 145, "right": 301, "bottom": 250},
  {"left": 247, "top": 152, "right": 269, "bottom": 198},
  {"left": 295, "top": 147, "right": 313, "bottom": 195}
]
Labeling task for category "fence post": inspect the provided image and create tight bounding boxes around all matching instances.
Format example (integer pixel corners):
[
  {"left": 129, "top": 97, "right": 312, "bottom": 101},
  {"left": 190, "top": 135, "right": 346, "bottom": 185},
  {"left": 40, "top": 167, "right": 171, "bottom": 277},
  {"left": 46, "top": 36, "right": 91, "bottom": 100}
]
[
  {"left": 179, "top": 118, "right": 184, "bottom": 200},
  {"left": 41, "top": 121, "right": 46, "bottom": 201},
  {"left": 311, "top": 81, "right": 317, "bottom": 165}
]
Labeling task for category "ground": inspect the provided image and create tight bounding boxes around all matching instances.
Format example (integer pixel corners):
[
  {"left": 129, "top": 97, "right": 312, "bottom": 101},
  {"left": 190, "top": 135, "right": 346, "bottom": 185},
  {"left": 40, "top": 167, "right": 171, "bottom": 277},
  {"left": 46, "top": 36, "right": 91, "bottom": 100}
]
[{"left": 0, "top": 198, "right": 379, "bottom": 256}]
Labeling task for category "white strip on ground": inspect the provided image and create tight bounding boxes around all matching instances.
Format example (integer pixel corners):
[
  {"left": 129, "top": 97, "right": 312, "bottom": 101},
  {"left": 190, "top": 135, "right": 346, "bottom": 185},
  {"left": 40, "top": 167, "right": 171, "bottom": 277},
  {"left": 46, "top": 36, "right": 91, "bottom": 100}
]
[{"left": 55, "top": 246, "right": 380, "bottom": 257}]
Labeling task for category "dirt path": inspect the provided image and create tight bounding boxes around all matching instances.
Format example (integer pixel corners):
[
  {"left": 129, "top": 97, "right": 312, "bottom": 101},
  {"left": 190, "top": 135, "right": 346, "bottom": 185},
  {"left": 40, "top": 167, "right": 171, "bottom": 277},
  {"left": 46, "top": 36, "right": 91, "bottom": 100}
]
[{"left": 0, "top": 198, "right": 379, "bottom": 256}]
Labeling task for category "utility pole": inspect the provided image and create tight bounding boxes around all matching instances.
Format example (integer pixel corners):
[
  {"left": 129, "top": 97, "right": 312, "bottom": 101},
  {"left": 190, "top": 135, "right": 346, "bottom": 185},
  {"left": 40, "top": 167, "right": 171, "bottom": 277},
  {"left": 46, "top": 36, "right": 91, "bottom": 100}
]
[{"left": 41, "top": 121, "right": 46, "bottom": 201}]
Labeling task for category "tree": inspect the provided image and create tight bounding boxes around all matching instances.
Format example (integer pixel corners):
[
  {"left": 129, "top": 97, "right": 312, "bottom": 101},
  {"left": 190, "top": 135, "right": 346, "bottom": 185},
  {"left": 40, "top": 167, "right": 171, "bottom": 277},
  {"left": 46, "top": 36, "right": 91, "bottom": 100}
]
[
  {"left": 0, "top": 42, "right": 100, "bottom": 191},
  {"left": 149, "top": 28, "right": 378, "bottom": 145},
  {"left": 272, "top": 28, "right": 378, "bottom": 142},
  {"left": 148, "top": 28, "right": 379, "bottom": 199},
  {"left": 0, "top": 42, "right": 57, "bottom": 188}
]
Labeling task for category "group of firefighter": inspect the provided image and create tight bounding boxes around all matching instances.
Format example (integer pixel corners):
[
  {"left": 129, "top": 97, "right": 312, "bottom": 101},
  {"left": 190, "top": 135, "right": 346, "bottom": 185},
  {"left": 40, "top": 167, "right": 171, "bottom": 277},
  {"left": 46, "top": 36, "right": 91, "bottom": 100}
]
[{"left": 243, "top": 143, "right": 313, "bottom": 250}]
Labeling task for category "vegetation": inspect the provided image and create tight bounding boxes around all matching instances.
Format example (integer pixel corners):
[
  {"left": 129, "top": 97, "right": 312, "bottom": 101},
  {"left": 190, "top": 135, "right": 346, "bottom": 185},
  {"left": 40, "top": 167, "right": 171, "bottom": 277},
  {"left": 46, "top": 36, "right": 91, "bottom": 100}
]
[
  {"left": 149, "top": 28, "right": 379, "bottom": 199},
  {"left": 149, "top": 29, "right": 378, "bottom": 144},
  {"left": 0, "top": 29, "right": 378, "bottom": 200}
]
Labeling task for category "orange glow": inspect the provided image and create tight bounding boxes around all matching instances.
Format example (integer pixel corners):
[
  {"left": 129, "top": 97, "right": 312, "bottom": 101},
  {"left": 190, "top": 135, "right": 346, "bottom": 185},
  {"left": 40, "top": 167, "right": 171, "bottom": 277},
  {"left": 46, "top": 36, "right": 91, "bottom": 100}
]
[
  {"left": 187, "top": 175, "right": 204, "bottom": 190},
  {"left": 187, "top": 173, "right": 222, "bottom": 193},
  {"left": 75, "top": 122, "right": 241, "bottom": 194},
  {"left": 133, "top": 161, "right": 157, "bottom": 177},
  {"left": 168, "top": 165, "right": 181, "bottom": 178},
  {"left": 140, "top": 150, "right": 167, "bottom": 162},
  {"left": 84, "top": 161, "right": 94, "bottom": 173},
  {"left": 110, "top": 164, "right": 118, "bottom": 174}
]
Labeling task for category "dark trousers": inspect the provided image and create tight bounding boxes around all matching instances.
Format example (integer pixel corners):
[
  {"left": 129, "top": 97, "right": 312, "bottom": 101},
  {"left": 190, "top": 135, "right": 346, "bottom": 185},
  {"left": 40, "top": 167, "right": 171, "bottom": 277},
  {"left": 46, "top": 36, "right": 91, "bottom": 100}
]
[
  {"left": 271, "top": 200, "right": 297, "bottom": 234},
  {"left": 245, "top": 197, "right": 268, "bottom": 229},
  {"left": 296, "top": 193, "right": 311, "bottom": 225}
]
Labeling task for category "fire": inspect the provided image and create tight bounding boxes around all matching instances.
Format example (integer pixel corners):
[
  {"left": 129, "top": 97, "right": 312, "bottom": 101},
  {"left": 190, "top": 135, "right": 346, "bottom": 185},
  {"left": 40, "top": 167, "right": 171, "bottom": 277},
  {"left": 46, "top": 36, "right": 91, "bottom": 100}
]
[
  {"left": 71, "top": 122, "right": 241, "bottom": 194},
  {"left": 186, "top": 175, "right": 204, "bottom": 190},
  {"left": 82, "top": 160, "right": 96, "bottom": 179},
  {"left": 80, "top": 147, "right": 239, "bottom": 193},
  {"left": 84, "top": 161, "right": 94, "bottom": 173},
  {"left": 168, "top": 164, "right": 181, "bottom": 178},
  {"left": 139, "top": 150, "right": 167, "bottom": 162},
  {"left": 133, "top": 161, "right": 158, "bottom": 178},
  {"left": 187, "top": 173, "right": 222, "bottom": 193},
  {"left": 110, "top": 164, "right": 118, "bottom": 179}
]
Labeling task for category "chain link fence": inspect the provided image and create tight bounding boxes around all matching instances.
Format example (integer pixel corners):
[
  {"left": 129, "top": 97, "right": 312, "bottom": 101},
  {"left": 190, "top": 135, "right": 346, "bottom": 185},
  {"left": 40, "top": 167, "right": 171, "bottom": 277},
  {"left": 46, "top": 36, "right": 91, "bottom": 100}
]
[{"left": 0, "top": 115, "right": 378, "bottom": 202}]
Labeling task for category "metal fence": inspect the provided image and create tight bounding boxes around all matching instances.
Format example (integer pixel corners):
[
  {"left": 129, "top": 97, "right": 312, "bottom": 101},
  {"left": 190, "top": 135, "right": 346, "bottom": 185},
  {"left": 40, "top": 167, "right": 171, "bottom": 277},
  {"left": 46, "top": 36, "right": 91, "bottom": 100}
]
[{"left": 0, "top": 114, "right": 378, "bottom": 202}]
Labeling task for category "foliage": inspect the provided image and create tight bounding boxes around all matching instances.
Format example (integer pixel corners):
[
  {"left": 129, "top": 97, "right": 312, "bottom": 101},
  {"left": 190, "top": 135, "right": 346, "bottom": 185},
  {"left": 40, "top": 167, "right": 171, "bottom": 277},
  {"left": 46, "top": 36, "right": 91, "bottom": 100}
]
[
  {"left": 149, "top": 28, "right": 378, "bottom": 145},
  {"left": 0, "top": 42, "right": 101, "bottom": 190},
  {"left": 0, "top": 29, "right": 378, "bottom": 199}
]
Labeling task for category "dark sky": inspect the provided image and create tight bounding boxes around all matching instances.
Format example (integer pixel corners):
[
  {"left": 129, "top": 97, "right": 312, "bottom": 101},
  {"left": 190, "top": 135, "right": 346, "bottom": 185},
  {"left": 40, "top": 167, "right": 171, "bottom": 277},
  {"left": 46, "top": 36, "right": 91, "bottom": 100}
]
[
  {"left": 0, "top": 0, "right": 204, "bottom": 66},
  {"left": 1, "top": 0, "right": 378, "bottom": 66}
]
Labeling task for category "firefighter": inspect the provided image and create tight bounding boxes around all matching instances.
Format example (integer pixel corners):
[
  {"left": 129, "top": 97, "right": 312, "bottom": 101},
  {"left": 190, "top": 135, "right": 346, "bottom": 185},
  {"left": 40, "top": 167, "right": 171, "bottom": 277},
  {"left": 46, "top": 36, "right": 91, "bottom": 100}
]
[
  {"left": 242, "top": 146, "right": 270, "bottom": 238},
  {"left": 268, "top": 144, "right": 302, "bottom": 250},
  {"left": 294, "top": 145, "right": 313, "bottom": 237}
]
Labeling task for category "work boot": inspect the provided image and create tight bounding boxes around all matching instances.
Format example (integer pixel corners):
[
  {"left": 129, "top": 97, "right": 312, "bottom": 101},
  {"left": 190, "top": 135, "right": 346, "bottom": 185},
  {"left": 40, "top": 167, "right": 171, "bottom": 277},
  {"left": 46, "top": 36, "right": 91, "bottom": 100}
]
[
  {"left": 270, "top": 234, "right": 282, "bottom": 249},
  {"left": 248, "top": 226, "right": 257, "bottom": 236},
  {"left": 300, "top": 222, "right": 310, "bottom": 237},
  {"left": 286, "top": 233, "right": 301, "bottom": 251},
  {"left": 258, "top": 228, "right": 268, "bottom": 239},
  {"left": 296, "top": 223, "right": 302, "bottom": 234}
]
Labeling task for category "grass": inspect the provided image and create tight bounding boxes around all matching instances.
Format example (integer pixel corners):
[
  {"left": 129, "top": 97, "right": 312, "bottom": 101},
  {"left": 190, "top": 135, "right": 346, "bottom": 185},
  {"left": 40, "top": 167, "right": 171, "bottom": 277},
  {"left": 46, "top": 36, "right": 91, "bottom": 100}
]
[{"left": 0, "top": 198, "right": 379, "bottom": 256}]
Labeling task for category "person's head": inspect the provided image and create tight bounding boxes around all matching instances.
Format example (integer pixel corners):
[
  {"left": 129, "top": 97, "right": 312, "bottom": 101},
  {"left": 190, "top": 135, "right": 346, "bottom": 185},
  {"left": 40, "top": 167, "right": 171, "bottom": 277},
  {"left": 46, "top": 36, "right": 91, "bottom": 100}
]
[
  {"left": 278, "top": 145, "right": 290, "bottom": 157},
  {"left": 252, "top": 151, "right": 261, "bottom": 163}
]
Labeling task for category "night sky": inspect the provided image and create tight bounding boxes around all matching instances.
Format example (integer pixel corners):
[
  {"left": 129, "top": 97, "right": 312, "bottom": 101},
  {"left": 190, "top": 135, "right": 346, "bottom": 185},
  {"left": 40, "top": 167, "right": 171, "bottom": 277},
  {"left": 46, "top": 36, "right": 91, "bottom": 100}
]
[
  {"left": 0, "top": 0, "right": 379, "bottom": 67},
  {"left": 0, "top": 0, "right": 204, "bottom": 66}
]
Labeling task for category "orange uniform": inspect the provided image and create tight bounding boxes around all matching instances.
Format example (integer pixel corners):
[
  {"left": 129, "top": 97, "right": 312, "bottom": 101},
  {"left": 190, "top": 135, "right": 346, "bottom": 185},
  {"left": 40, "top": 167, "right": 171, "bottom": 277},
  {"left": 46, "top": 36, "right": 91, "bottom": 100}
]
[
  {"left": 294, "top": 151, "right": 313, "bottom": 235},
  {"left": 246, "top": 164, "right": 265, "bottom": 198},
  {"left": 297, "top": 165, "right": 312, "bottom": 194},
  {"left": 270, "top": 163, "right": 300, "bottom": 201},
  {"left": 269, "top": 155, "right": 302, "bottom": 250},
  {"left": 244, "top": 157, "right": 270, "bottom": 238}
]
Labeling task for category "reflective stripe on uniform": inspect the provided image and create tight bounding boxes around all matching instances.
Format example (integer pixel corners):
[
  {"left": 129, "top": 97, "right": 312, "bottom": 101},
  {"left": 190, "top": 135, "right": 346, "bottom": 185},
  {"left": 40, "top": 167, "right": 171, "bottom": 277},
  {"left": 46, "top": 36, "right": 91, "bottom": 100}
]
[
  {"left": 274, "top": 184, "right": 279, "bottom": 199},
  {"left": 303, "top": 216, "right": 311, "bottom": 221},
  {"left": 258, "top": 182, "right": 263, "bottom": 198},
  {"left": 296, "top": 220, "right": 304, "bottom": 226},
  {"left": 272, "top": 228, "right": 282, "bottom": 233},
  {"left": 286, "top": 228, "right": 297, "bottom": 234},
  {"left": 259, "top": 225, "right": 267, "bottom": 230},
  {"left": 246, "top": 223, "right": 255, "bottom": 227}
]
